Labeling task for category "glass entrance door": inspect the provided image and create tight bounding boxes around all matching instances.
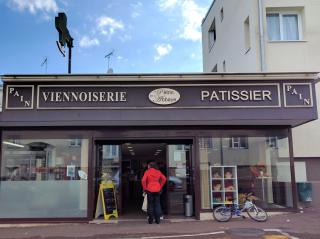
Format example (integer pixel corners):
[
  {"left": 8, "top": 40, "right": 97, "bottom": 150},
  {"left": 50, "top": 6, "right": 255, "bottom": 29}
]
[
  {"left": 167, "top": 144, "right": 193, "bottom": 215},
  {"left": 95, "top": 144, "right": 121, "bottom": 214}
]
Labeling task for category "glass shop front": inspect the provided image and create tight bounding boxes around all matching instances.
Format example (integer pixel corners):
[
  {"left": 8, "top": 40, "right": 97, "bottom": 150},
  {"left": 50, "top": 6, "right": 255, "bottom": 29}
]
[{"left": 0, "top": 73, "right": 317, "bottom": 222}]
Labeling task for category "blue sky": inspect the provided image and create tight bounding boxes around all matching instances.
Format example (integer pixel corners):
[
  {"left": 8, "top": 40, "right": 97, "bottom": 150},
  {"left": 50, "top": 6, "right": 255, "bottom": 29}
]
[{"left": 0, "top": 0, "right": 212, "bottom": 75}]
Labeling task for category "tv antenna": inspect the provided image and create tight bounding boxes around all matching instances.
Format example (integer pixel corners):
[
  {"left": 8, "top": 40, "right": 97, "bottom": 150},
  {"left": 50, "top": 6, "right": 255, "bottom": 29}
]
[
  {"left": 104, "top": 50, "right": 114, "bottom": 73},
  {"left": 41, "top": 57, "right": 48, "bottom": 73}
]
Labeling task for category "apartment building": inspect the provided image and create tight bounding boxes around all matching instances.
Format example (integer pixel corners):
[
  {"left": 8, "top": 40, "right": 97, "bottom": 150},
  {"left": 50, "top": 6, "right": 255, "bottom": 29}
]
[{"left": 202, "top": 0, "right": 320, "bottom": 207}]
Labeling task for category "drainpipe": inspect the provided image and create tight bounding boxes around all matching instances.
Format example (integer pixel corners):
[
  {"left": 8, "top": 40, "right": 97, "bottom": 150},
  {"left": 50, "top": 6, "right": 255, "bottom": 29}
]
[{"left": 258, "top": 0, "right": 266, "bottom": 72}]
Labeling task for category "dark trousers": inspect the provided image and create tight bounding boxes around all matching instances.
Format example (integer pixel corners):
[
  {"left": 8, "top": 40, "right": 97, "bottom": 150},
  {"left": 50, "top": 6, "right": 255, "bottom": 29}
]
[{"left": 146, "top": 191, "right": 161, "bottom": 223}]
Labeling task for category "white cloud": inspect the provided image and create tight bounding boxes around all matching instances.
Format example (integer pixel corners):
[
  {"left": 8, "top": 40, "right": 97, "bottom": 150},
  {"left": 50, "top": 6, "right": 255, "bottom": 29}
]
[
  {"left": 157, "top": 0, "right": 206, "bottom": 42},
  {"left": 131, "top": 2, "right": 143, "bottom": 18},
  {"left": 158, "top": 0, "right": 179, "bottom": 10},
  {"left": 117, "top": 56, "right": 128, "bottom": 62},
  {"left": 154, "top": 43, "right": 172, "bottom": 61},
  {"left": 119, "top": 34, "right": 132, "bottom": 43},
  {"left": 79, "top": 36, "right": 100, "bottom": 48},
  {"left": 180, "top": 0, "right": 206, "bottom": 41},
  {"left": 96, "top": 16, "right": 124, "bottom": 36},
  {"left": 8, "top": 0, "right": 58, "bottom": 14}
]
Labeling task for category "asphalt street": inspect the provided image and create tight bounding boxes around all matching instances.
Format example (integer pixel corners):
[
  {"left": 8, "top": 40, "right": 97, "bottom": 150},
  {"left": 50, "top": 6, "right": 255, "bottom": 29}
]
[{"left": 0, "top": 207, "right": 319, "bottom": 239}]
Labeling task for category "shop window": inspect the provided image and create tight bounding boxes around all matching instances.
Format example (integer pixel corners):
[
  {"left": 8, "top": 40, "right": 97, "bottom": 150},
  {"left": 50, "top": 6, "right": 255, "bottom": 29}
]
[
  {"left": 0, "top": 137, "right": 89, "bottom": 218},
  {"left": 199, "top": 132, "right": 292, "bottom": 210},
  {"left": 267, "top": 11, "right": 302, "bottom": 41},
  {"left": 208, "top": 18, "right": 216, "bottom": 50},
  {"left": 229, "top": 137, "right": 248, "bottom": 149}
]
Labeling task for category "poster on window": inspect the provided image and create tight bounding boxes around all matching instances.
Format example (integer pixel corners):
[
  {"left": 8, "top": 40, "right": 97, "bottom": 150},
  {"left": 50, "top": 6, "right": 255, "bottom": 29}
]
[{"left": 67, "top": 165, "right": 76, "bottom": 177}]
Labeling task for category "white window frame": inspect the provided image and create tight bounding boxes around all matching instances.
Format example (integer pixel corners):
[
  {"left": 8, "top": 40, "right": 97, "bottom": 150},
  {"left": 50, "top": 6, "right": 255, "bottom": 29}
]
[
  {"left": 70, "top": 139, "right": 81, "bottom": 147},
  {"left": 267, "top": 136, "right": 278, "bottom": 149},
  {"left": 230, "top": 137, "right": 248, "bottom": 149},
  {"left": 105, "top": 145, "right": 119, "bottom": 159},
  {"left": 267, "top": 11, "right": 303, "bottom": 41},
  {"left": 199, "top": 138, "right": 215, "bottom": 149}
]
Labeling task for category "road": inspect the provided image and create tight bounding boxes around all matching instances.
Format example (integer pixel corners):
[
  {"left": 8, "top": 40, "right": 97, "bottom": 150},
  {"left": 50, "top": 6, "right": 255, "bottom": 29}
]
[{"left": 0, "top": 207, "right": 319, "bottom": 239}]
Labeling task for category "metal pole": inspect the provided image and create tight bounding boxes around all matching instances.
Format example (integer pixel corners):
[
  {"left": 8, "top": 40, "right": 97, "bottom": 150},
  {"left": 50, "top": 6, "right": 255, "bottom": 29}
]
[
  {"left": 258, "top": 0, "right": 266, "bottom": 72},
  {"left": 68, "top": 46, "right": 72, "bottom": 74}
]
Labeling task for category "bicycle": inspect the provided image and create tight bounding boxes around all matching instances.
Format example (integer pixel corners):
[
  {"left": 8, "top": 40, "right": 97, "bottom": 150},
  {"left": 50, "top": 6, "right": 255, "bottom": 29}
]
[{"left": 213, "top": 193, "right": 268, "bottom": 222}]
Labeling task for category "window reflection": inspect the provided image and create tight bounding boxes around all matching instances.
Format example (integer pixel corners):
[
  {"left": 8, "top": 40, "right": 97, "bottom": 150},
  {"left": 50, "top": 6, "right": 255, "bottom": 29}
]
[
  {"left": 200, "top": 132, "right": 292, "bottom": 210},
  {"left": 2, "top": 139, "right": 86, "bottom": 181},
  {"left": 0, "top": 138, "right": 89, "bottom": 218}
]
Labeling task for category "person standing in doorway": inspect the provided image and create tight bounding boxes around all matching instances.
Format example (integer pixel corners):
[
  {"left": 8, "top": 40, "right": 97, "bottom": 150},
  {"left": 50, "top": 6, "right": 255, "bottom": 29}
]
[{"left": 141, "top": 161, "right": 166, "bottom": 224}]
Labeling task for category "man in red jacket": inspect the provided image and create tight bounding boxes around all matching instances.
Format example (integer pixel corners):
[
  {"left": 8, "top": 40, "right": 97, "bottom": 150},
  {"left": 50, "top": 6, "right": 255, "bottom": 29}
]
[{"left": 141, "top": 161, "right": 166, "bottom": 224}]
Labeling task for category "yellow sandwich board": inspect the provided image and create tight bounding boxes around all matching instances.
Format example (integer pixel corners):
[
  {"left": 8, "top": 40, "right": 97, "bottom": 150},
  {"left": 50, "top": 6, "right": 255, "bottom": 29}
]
[{"left": 95, "top": 181, "right": 118, "bottom": 220}]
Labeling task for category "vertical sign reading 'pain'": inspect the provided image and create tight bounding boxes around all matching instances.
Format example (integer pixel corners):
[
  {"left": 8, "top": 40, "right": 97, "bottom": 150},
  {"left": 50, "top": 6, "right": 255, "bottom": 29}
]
[{"left": 6, "top": 85, "right": 34, "bottom": 109}]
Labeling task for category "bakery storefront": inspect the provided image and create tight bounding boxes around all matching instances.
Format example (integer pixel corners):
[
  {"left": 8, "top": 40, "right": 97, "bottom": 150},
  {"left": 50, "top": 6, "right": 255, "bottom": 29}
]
[{"left": 0, "top": 73, "right": 317, "bottom": 222}]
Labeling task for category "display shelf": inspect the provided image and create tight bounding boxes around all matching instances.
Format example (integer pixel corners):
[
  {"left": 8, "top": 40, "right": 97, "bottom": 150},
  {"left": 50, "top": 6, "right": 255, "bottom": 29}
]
[{"left": 209, "top": 165, "right": 238, "bottom": 208}]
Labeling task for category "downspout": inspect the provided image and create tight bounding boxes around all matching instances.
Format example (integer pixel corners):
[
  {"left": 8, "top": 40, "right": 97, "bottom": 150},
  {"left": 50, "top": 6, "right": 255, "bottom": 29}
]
[{"left": 258, "top": 0, "right": 266, "bottom": 72}]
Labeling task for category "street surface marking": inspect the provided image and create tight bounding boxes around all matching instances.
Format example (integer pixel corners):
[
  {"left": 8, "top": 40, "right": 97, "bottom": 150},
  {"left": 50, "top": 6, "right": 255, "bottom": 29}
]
[
  {"left": 263, "top": 236, "right": 289, "bottom": 239},
  {"left": 263, "top": 229, "right": 299, "bottom": 239},
  {"left": 117, "top": 229, "right": 298, "bottom": 239},
  {"left": 140, "top": 231, "right": 225, "bottom": 239}
]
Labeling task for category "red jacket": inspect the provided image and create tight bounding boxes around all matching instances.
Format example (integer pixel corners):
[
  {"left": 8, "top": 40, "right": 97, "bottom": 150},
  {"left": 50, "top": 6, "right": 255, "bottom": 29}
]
[{"left": 142, "top": 168, "right": 166, "bottom": 192}]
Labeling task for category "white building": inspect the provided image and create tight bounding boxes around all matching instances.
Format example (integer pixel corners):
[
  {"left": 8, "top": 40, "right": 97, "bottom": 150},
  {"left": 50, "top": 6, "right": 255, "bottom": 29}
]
[{"left": 202, "top": 0, "right": 320, "bottom": 207}]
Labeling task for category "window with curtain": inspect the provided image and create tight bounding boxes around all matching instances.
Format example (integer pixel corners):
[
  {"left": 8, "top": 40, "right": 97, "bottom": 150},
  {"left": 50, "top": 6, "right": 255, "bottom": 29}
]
[{"left": 267, "top": 12, "right": 301, "bottom": 41}]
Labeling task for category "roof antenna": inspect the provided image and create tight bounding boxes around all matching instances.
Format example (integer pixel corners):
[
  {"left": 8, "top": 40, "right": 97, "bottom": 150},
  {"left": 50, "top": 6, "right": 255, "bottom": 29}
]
[
  {"left": 41, "top": 57, "right": 48, "bottom": 73},
  {"left": 105, "top": 50, "right": 114, "bottom": 74}
]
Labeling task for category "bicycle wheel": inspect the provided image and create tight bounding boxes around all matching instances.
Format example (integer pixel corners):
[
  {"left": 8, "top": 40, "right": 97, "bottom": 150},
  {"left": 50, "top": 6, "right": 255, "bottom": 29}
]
[
  {"left": 247, "top": 206, "right": 268, "bottom": 222},
  {"left": 213, "top": 206, "right": 232, "bottom": 222}
]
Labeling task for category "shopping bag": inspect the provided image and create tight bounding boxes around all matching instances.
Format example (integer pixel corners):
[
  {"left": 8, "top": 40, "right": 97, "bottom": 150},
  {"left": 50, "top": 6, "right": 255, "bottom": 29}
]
[{"left": 142, "top": 193, "right": 147, "bottom": 212}]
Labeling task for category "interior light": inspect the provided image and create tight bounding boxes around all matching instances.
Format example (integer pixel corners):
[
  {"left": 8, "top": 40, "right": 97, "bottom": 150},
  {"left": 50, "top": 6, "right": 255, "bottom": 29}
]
[{"left": 3, "top": 141, "right": 25, "bottom": 148}]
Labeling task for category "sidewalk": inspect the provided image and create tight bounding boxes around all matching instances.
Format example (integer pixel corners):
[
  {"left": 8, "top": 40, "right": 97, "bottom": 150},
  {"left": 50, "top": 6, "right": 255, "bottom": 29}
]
[{"left": 0, "top": 208, "right": 319, "bottom": 239}]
